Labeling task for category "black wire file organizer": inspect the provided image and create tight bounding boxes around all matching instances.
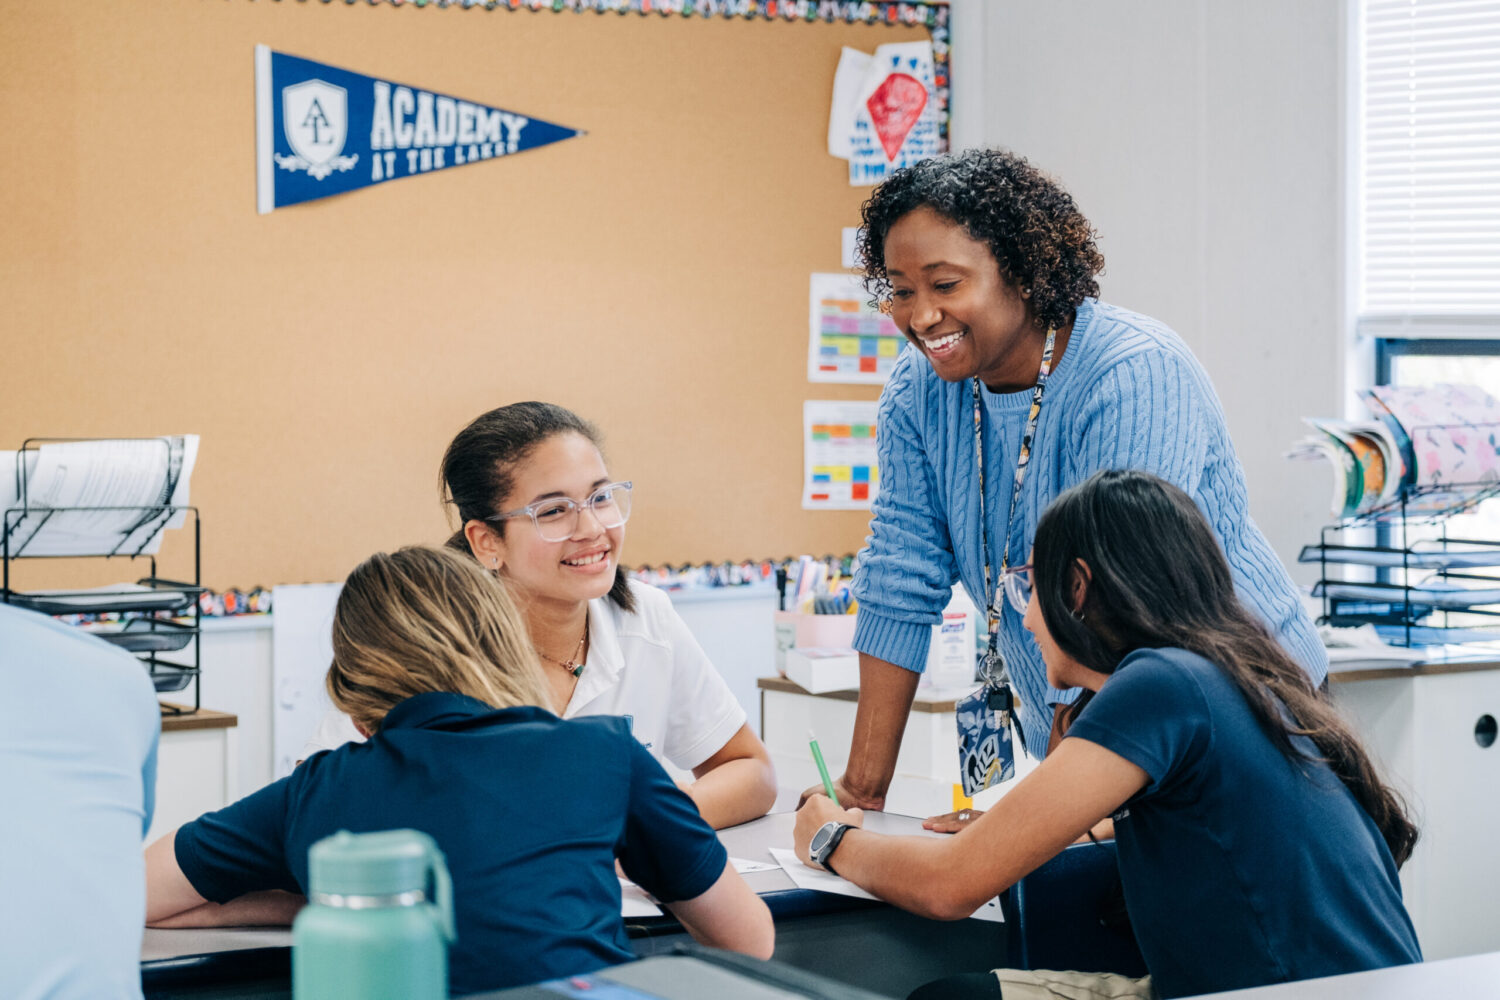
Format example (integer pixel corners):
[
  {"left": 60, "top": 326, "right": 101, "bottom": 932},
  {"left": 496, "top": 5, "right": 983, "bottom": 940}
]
[
  {"left": 1302, "top": 476, "right": 1500, "bottom": 649},
  {"left": 2, "top": 438, "right": 205, "bottom": 712}
]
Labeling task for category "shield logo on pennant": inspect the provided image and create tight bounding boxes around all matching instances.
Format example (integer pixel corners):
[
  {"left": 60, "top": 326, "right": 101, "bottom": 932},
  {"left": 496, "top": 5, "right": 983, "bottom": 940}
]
[{"left": 282, "top": 79, "right": 349, "bottom": 170}]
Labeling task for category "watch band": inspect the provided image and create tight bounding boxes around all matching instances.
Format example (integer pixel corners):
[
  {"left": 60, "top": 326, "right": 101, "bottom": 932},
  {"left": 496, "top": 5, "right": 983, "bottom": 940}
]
[{"left": 814, "top": 821, "right": 851, "bottom": 876}]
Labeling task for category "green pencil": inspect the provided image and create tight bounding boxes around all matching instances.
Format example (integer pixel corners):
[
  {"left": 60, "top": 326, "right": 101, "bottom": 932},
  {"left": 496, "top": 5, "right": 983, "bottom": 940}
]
[{"left": 808, "top": 730, "right": 841, "bottom": 807}]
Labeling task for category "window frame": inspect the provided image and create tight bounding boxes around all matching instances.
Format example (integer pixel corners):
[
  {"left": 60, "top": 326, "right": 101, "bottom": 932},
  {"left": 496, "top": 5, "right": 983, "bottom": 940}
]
[{"left": 1375, "top": 338, "right": 1500, "bottom": 387}]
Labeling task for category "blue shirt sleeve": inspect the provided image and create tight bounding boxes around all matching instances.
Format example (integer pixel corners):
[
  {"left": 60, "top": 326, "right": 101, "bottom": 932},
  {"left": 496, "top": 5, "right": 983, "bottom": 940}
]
[
  {"left": 1065, "top": 651, "right": 1213, "bottom": 797},
  {"left": 614, "top": 737, "right": 727, "bottom": 904},
  {"left": 852, "top": 355, "right": 961, "bottom": 673},
  {"left": 174, "top": 771, "right": 300, "bottom": 903}
]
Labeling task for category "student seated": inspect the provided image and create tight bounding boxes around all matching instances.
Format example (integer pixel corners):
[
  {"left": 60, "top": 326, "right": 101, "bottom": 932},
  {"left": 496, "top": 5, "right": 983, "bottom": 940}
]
[
  {"left": 146, "top": 545, "right": 773, "bottom": 995},
  {"left": 794, "top": 470, "right": 1421, "bottom": 1000},
  {"left": 304, "top": 401, "right": 776, "bottom": 829},
  {"left": 1, "top": 603, "right": 161, "bottom": 1000}
]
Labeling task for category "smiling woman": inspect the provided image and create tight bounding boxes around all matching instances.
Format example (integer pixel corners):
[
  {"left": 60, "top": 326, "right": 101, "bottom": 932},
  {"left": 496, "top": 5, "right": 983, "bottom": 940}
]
[
  {"left": 300, "top": 401, "right": 777, "bottom": 830},
  {"left": 811, "top": 148, "right": 1329, "bottom": 819}
]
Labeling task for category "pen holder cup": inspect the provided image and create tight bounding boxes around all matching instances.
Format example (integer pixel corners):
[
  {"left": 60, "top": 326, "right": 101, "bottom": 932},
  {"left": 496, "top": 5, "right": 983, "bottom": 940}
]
[{"left": 773, "top": 611, "right": 857, "bottom": 677}]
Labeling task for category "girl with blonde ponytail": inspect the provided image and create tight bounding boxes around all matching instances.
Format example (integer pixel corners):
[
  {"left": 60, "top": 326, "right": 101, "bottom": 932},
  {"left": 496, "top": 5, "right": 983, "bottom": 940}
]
[{"left": 145, "top": 545, "right": 773, "bottom": 996}]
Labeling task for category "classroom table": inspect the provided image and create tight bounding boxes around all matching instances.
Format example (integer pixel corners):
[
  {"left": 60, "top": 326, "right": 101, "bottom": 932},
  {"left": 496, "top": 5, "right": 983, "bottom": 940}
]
[
  {"left": 1180, "top": 950, "right": 1500, "bottom": 999},
  {"left": 470, "top": 947, "right": 891, "bottom": 999},
  {"left": 141, "top": 811, "right": 1006, "bottom": 1000}
]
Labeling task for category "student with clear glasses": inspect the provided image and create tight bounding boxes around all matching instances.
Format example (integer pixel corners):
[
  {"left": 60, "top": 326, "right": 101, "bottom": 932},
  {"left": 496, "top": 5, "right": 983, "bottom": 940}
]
[{"left": 302, "top": 401, "right": 776, "bottom": 829}]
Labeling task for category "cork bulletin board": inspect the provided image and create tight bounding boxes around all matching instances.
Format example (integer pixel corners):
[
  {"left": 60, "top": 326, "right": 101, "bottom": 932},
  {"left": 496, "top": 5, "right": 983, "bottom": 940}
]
[{"left": 0, "top": 0, "right": 946, "bottom": 589}]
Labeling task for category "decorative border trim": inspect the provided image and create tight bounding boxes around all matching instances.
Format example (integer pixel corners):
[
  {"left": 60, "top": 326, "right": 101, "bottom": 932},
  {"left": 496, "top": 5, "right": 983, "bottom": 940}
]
[{"left": 261, "top": 0, "right": 952, "bottom": 145}]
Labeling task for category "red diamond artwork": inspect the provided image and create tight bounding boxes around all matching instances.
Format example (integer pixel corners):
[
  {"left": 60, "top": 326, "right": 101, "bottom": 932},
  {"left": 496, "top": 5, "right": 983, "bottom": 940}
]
[{"left": 866, "top": 73, "right": 928, "bottom": 161}]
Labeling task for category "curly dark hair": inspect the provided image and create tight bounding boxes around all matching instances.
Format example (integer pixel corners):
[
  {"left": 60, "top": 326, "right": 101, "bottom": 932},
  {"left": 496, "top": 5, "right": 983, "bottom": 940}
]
[{"left": 857, "top": 149, "right": 1105, "bottom": 331}]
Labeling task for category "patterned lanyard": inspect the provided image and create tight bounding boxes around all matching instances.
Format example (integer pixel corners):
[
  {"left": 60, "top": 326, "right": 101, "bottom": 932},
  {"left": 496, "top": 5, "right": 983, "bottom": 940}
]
[{"left": 972, "top": 325, "right": 1058, "bottom": 677}]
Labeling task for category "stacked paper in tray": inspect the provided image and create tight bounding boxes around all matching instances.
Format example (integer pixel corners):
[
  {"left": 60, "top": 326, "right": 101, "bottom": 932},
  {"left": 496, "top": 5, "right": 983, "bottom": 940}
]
[
  {"left": 0, "top": 436, "right": 199, "bottom": 556},
  {"left": 1300, "top": 541, "right": 1500, "bottom": 646},
  {"left": 1288, "top": 384, "right": 1500, "bottom": 519}
]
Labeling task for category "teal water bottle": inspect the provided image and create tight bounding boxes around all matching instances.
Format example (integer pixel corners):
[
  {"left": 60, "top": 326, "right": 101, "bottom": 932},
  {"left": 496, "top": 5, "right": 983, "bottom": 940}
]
[{"left": 293, "top": 829, "right": 455, "bottom": 1000}]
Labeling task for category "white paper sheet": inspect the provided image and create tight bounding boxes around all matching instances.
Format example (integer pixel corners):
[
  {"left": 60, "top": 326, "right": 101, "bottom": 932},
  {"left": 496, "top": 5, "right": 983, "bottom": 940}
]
[
  {"left": 768, "top": 847, "right": 1004, "bottom": 923},
  {"left": 768, "top": 847, "right": 878, "bottom": 900},
  {"left": 619, "top": 878, "right": 664, "bottom": 918},
  {"left": 731, "top": 856, "right": 780, "bottom": 874},
  {"left": 1, "top": 436, "right": 199, "bottom": 556},
  {"left": 841, "top": 227, "right": 861, "bottom": 269},
  {"left": 827, "top": 46, "right": 873, "bottom": 158},
  {"left": 271, "top": 583, "right": 343, "bottom": 779}
]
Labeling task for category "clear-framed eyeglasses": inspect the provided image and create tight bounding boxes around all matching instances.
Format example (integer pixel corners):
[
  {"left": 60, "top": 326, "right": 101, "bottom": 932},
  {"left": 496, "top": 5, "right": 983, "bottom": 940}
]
[
  {"left": 1001, "top": 563, "right": 1033, "bottom": 614},
  {"left": 487, "top": 481, "right": 633, "bottom": 542}
]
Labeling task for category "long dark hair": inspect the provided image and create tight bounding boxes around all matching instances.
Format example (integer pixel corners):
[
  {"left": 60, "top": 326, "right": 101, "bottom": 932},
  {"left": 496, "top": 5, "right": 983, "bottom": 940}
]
[
  {"left": 440, "top": 401, "right": 634, "bottom": 612},
  {"left": 1034, "top": 469, "right": 1417, "bottom": 867}
]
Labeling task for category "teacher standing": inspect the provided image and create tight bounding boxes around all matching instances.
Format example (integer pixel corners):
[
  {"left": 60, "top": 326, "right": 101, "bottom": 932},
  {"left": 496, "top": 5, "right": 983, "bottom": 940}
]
[{"left": 823, "top": 149, "right": 1327, "bottom": 811}]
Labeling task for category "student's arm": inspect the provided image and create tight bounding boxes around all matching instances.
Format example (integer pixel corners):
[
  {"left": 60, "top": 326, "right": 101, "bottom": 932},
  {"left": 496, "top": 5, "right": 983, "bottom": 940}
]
[
  {"left": 685, "top": 723, "right": 777, "bottom": 829},
  {"left": 799, "top": 652, "right": 921, "bottom": 810},
  {"left": 145, "top": 829, "right": 305, "bottom": 928},
  {"left": 619, "top": 733, "right": 772, "bottom": 956},
  {"left": 662, "top": 859, "right": 774, "bottom": 960},
  {"left": 794, "top": 737, "right": 1147, "bottom": 920}
]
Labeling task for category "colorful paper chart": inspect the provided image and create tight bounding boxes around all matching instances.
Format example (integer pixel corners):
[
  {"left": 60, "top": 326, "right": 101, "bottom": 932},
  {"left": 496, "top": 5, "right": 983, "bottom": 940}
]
[
  {"left": 808, "top": 273, "right": 906, "bottom": 384},
  {"left": 803, "top": 401, "right": 880, "bottom": 510}
]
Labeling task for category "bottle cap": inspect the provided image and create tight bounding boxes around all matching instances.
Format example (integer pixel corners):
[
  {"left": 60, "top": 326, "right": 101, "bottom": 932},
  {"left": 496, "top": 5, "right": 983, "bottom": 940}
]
[{"left": 307, "top": 829, "right": 445, "bottom": 898}]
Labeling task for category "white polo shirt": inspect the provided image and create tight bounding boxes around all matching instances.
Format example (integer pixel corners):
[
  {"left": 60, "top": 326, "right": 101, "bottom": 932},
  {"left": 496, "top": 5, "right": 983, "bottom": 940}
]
[{"left": 301, "top": 580, "right": 746, "bottom": 772}]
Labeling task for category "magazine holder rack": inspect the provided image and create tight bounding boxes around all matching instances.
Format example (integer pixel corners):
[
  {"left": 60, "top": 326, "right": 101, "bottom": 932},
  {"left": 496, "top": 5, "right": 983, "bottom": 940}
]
[
  {"left": 2, "top": 438, "right": 204, "bottom": 713},
  {"left": 1305, "top": 474, "right": 1500, "bottom": 649}
]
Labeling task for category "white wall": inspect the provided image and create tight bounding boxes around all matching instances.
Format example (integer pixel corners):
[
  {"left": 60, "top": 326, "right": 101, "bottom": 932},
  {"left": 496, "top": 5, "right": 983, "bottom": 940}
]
[{"left": 952, "top": 0, "right": 1347, "bottom": 579}]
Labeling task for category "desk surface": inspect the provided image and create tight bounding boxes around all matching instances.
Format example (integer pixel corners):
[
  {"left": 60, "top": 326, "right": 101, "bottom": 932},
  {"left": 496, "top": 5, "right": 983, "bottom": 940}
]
[
  {"left": 1328, "top": 652, "right": 1500, "bottom": 682},
  {"left": 140, "top": 810, "right": 941, "bottom": 970},
  {"left": 158, "top": 705, "right": 238, "bottom": 733},
  {"left": 757, "top": 676, "right": 965, "bottom": 712},
  {"left": 764, "top": 654, "right": 1500, "bottom": 692},
  {"left": 1185, "top": 951, "right": 1500, "bottom": 999}
]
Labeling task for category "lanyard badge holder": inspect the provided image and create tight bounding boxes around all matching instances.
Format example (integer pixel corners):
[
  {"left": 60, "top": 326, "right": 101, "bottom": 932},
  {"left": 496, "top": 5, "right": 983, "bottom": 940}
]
[
  {"left": 956, "top": 627, "right": 1018, "bottom": 797},
  {"left": 954, "top": 325, "right": 1057, "bottom": 797}
]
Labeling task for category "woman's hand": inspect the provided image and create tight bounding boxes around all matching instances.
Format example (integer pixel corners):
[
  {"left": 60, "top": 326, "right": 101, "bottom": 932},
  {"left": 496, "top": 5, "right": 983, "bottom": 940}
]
[
  {"left": 922, "top": 807, "right": 985, "bottom": 834},
  {"left": 793, "top": 793, "right": 864, "bottom": 870},
  {"left": 797, "top": 775, "right": 884, "bottom": 812}
]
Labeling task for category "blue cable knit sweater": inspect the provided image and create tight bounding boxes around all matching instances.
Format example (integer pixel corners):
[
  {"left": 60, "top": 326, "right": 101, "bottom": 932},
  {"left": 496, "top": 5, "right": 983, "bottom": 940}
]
[{"left": 852, "top": 299, "right": 1328, "bottom": 756}]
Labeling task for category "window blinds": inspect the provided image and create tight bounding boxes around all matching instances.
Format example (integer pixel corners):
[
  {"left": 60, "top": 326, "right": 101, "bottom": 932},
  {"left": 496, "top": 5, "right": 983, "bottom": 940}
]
[{"left": 1360, "top": 0, "right": 1500, "bottom": 329}]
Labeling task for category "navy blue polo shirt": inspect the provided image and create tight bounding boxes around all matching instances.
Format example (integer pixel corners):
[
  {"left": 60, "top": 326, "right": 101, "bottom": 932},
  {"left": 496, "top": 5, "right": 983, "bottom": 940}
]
[
  {"left": 1067, "top": 647, "right": 1421, "bottom": 999},
  {"left": 174, "top": 693, "right": 727, "bottom": 995}
]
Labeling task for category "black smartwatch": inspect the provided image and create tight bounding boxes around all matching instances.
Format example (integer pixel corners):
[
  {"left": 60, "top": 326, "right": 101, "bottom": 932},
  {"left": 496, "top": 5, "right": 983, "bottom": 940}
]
[{"left": 808, "top": 820, "right": 852, "bottom": 876}]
